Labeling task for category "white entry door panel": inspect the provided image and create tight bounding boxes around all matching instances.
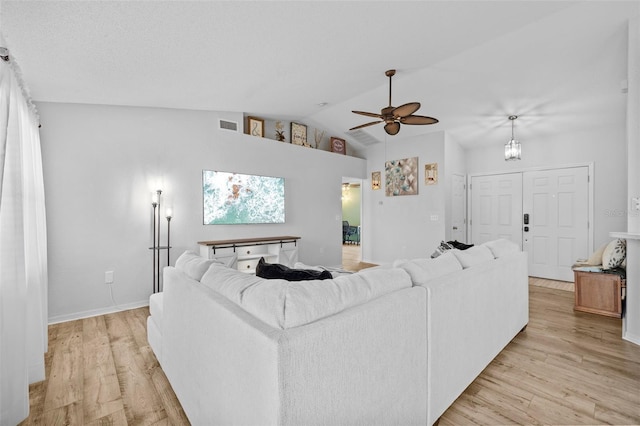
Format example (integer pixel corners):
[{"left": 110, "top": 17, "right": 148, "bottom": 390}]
[
  {"left": 523, "top": 167, "right": 589, "bottom": 281},
  {"left": 470, "top": 173, "right": 523, "bottom": 247}
]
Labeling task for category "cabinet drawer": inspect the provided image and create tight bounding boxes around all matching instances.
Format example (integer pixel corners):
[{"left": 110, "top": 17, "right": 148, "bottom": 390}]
[
  {"left": 236, "top": 245, "right": 269, "bottom": 258},
  {"left": 237, "top": 258, "right": 261, "bottom": 273}
]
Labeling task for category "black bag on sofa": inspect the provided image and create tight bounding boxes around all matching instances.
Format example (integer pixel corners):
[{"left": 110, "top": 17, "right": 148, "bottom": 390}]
[{"left": 255, "top": 257, "right": 333, "bottom": 281}]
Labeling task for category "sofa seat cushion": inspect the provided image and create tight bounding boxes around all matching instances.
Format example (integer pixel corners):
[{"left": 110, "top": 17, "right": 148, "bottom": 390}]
[
  {"left": 293, "top": 262, "right": 353, "bottom": 278},
  {"left": 149, "top": 292, "right": 164, "bottom": 330},
  {"left": 393, "top": 251, "right": 463, "bottom": 285},
  {"left": 200, "top": 263, "right": 412, "bottom": 329}
]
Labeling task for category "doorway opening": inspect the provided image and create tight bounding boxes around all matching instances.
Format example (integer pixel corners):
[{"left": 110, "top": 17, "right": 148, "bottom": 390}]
[{"left": 341, "top": 178, "right": 362, "bottom": 270}]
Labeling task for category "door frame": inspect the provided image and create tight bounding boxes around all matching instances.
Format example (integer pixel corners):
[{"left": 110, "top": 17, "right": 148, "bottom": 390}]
[
  {"left": 468, "top": 162, "right": 594, "bottom": 256},
  {"left": 449, "top": 173, "right": 468, "bottom": 243}
]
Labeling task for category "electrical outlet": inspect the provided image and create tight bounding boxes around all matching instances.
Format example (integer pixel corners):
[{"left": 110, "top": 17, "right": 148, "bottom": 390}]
[
  {"left": 633, "top": 197, "right": 640, "bottom": 211},
  {"left": 105, "top": 271, "right": 114, "bottom": 284}
]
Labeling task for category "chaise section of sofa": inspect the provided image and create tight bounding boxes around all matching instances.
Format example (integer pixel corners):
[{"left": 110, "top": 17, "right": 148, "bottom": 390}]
[{"left": 395, "top": 239, "right": 529, "bottom": 425}]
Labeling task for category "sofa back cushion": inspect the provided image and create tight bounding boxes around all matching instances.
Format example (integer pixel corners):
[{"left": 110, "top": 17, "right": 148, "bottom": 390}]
[
  {"left": 200, "top": 263, "right": 412, "bottom": 329},
  {"left": 481, "top": 238, "right": 520, "bottom": 259},
  {"left": 451, "top": 245, "right": 495, "bottom": 268},
  {"left": 393, "top": 251, "right": 462, "bottom": 285},
  {"left": 175, "top": 250, "right": 222, "bottom": 281}
]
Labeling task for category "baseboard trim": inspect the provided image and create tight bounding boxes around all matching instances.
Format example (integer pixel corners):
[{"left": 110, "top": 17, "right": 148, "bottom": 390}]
[
  {"left": 623, "top": 330, "right": 640, "bottom": 346},
  {"left": 48, "top": 299, "right": 150, "bottom": 325}
]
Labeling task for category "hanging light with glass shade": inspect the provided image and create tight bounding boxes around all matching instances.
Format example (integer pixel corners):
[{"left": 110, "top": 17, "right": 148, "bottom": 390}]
[{"left": 504, "top": 115, "right": 521, "bottom": 161}]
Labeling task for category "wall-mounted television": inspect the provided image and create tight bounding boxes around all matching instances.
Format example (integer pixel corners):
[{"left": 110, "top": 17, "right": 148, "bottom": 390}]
[{"left": 203, "top": 170, "right": 285, "bottom": 225}]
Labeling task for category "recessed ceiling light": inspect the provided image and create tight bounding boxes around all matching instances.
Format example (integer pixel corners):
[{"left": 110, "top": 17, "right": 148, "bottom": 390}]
[{"left": 317, "top": 102, "right": 328, "bottom": 107}]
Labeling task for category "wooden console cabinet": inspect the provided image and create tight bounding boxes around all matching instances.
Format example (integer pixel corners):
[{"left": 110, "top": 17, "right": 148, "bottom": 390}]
[
  {"left": 574, "top": 270, "right": 626, "bottom": 318},
  {"left": 198, "top": 236, "right": 300, "bottom": 274}
]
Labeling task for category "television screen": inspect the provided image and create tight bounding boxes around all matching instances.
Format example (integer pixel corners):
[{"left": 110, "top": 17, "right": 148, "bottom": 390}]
[{"left": 203, "top": 170, "right": 285, "bottom": 224}]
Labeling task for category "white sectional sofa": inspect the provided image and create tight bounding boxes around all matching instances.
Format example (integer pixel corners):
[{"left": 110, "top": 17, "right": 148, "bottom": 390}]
[{"left": 147, "top": 239, "right": 528, "bottom": 425}]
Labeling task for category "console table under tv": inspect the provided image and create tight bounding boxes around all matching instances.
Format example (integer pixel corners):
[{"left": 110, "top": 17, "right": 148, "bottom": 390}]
[{"left": 198, "top": 236, "right": 300, "bottom": 274}]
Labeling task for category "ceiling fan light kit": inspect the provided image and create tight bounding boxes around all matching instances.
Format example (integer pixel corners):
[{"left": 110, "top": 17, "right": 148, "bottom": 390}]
[
  {"left": 350, "top": 69, "right": 438, "bottom": 136},
  {"left": 504, "top": 115, "right": 522, "bottom": 161}
]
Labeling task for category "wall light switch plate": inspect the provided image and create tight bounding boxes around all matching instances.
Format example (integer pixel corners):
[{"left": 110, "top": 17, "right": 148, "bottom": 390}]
[
  {"left": 105, "top": 271, "right": 114, "bottom": 284},
  {"left": 430, "top": 214, "right": 439, "bottom": 221}
]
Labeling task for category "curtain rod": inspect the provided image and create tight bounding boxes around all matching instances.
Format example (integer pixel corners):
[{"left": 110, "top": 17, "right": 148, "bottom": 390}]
[{"left": 0, "top": 45, "right": 41, "bottom": 128}]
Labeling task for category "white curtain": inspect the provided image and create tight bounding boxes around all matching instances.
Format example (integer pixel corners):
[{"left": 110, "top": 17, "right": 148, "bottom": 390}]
[{"left": 0, "top": 45, "right": 48, "bottom": 425}]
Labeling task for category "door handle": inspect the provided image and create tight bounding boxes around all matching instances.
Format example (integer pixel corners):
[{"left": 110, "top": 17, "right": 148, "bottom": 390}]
[{"left": 453, "top": 226, "right": 458, "bottom": 230}]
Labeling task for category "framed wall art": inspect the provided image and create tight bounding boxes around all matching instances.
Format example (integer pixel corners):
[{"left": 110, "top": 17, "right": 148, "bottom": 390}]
[
  {"left": 371, "top": 171, "right": 381, "bottom": 190},
  {"left": 247, "top": 116, "right": 264, "bottom": 138},
  {"left": 425, "top": 163, "right": 438, "bottom": 185},
  {"left": 330, "top": 137, "right": 347, "bottom": 155},
  {"left": 290, "top": 122, "right": 307, "bottom": 146},
  {"left": 385, "top": 157, "right": 419, "bottom": 196}
]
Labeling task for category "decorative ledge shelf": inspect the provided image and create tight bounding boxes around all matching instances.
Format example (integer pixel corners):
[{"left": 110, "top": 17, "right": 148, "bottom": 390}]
[{"left": 609, "top": 232, "right": 640, "bottom": 240}]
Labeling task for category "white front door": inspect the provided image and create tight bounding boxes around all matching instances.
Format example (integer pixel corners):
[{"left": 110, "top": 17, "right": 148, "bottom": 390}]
[
  {"left": 470, "top": 173, "right": 523, "bottom": 247},
  {"left": 523, "top": 167, "right": 590, "bottom": 281},
  {"left": 450, "top": 173, "right": 467, "bottom": 242}
]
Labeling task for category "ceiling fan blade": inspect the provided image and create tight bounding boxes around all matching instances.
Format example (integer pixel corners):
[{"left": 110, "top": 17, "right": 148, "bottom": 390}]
[
  {"left": 352, "top": 110, "right": 383, "bottom": 119},
  {"left": 384, "top": 121, "right": 401, "bottom": 135},
  {"left": 349, "top": 121, "right": 382, "bottom": 131},
  {"left": 393, "top": 102, "right": 420, "bottom": 118},
  {"left": 400, "top": 115, "right": 439, "bottom": 125}
]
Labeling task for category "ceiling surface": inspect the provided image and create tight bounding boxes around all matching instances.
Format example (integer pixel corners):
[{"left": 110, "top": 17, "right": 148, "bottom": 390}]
[{"left": 1, "top": 1, "right": 637, "bottom": 151}]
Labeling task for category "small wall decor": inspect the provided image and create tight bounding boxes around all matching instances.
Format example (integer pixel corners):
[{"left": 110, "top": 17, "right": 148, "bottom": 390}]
[
  {"left": 371, "top": 171, "right": 381, "bottom": 190},
  {"left": 425, "top": 163, "right": 438, "bottom": 185},
  {"left": 385, "top": 157, "right": 419, "bottom": 196},
  {"left": 247, "top": 116, "right": 264, "bottom": 138},
  {"left": 330, "top": 137, "right": 347, "bottom": 155},
  {"left": 291, "top": 122, "right": 307, "bottom": 146},
  {"left": 275, "top": 121, "right": 286, "bottom": 142},
  {"left": 314, "top": 128, "right": 325, "bottom": 149}
]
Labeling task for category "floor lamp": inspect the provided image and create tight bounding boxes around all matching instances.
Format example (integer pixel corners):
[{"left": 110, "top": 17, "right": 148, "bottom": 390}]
[{"left": 150, "top": 190, "right": 172, "bottom": 293}]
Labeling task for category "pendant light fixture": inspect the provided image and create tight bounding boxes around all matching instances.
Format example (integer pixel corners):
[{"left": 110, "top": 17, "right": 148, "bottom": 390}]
[{"left": 504, "top": 115, "right": 521, "bottom": 161}]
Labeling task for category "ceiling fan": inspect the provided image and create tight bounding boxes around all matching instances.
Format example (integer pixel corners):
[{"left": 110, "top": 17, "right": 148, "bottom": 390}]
[{"left": 350, "top": 69, "right": 438, "bottom": 136}]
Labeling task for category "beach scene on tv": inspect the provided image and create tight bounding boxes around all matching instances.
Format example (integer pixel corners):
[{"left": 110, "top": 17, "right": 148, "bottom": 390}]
[{"left": 203, "top": 170, "right": 285, "bottom": 224}]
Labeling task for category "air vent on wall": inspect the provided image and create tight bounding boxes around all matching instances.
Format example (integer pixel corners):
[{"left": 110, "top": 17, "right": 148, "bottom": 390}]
[
  {"left": 219, "top": 119, "right": 239, "bottom": 132},
  {"left": 347, "top": 129, "right": 381, "bottom": 147}
]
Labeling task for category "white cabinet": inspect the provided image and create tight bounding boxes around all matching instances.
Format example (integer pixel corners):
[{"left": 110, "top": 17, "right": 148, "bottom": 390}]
[{"left": 198, "top": 236, "right": 300, "bottom": 274}]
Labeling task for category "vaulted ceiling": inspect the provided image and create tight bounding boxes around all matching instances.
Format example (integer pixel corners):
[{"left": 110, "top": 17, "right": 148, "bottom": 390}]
[{"left": 1, "top": 1, "right": 637, "bottom": 152}]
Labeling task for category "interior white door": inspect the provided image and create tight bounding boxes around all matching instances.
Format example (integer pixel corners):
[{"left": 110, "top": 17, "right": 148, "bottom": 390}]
[
  {"left": 450, "top": 173, "right": 467, "bottom": 242},
  {"left": 470, "top": 173, "right": 523, "bottom": 247},
  {"left": 523, "top": 167, "right": 589, "bottom": 281}
]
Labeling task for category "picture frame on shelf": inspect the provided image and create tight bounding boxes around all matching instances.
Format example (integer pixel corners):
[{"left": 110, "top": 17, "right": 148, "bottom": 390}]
[
  {"left": 291, "top": 122, "right": 307, "bottom": 145},
  {"left": 247, "top": 116, "right": 264, "bottom": 138},
  {"left": 330, "top": 137, "right": 346, "bottom": 155}
]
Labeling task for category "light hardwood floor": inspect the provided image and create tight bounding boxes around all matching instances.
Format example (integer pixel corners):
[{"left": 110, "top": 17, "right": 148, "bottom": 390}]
[
  {"left": 20, "top": 258, "right": 640, "bottom": 425},
  {"left": 342, "top": 243, "right": 376, "bottom": 272}
]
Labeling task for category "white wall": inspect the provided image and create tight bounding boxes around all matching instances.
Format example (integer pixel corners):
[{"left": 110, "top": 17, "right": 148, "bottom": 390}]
[
  {"left": 361, "top": 131, "right": 446, "bottom": 264},
  {"left": 38, "top": 102, "right": 366, "bottom": 322}
]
